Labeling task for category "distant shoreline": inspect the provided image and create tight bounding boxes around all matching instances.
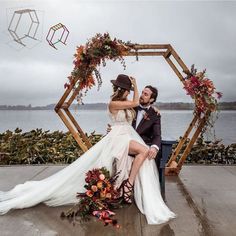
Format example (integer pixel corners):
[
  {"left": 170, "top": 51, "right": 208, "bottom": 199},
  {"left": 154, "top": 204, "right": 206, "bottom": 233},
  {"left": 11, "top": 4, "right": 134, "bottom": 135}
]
[{"left": 0, "top": 102, "right": 236, "bottom": 110}]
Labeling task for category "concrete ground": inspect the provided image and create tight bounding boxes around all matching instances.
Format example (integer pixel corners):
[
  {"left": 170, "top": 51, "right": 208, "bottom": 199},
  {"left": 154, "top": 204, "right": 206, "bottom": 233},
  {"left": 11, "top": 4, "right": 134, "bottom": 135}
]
[{"left": 0, "top": 165, "right": 235, "bottom": 236}]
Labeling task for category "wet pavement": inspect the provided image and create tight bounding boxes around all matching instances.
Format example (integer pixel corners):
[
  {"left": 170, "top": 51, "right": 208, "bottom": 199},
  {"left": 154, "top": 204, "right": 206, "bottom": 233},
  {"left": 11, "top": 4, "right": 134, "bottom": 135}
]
[{"left": 0, "top": 165, "right": 235, "bottom": 236}]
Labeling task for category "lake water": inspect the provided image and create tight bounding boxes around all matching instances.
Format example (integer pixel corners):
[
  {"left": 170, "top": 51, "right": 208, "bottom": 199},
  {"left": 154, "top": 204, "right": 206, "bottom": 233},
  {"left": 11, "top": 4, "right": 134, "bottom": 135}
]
[{"left": 0, "top": 110, "right": 235, "bottom": 145}]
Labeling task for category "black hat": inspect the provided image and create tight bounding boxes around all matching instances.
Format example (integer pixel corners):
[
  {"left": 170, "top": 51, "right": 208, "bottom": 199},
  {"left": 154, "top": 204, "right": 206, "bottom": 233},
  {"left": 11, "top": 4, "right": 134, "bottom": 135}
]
[{"left": 110, "top": 74, "right": 134, "bottom": 91}]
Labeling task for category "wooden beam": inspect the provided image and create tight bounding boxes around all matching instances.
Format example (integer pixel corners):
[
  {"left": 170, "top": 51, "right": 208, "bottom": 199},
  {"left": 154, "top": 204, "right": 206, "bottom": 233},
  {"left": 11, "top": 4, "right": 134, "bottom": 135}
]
[
  {"left": 131, "top": 44, "right": 171, "bottom": 50},
  {"left": 55, "top": 86, "right": 72, "bottom": 112},
  {"left": 164, "top": 49, "right": 172, "bottom": 58},
  {"left": 61, "top": 102, "right": 69, "bottom": 109},
  {"left": 54, "top": 76, "right": 78, "bottom": 112},
  {"left": 126, "top": 51, "right": 166, "bottom": 56},
  {"left": 169, "top": 46, "right": 190, "bottom": 75},
  {"left": 167, "top": 114, "right": 199, "bottom": 166},
  {"left": 177, "top": 112, "right": 210, "bottom": 170},
  {"left": 67, "top": 87, "right": 80, "bottom": 107},
  {"left": 57, "top": 109, "right": 88, "bottom": 152},
  {"left": 64, "top": 108, "right": 92, "bottom": 148},
  {"left": 165, "top": 57, "right": 185, "bottom": 83}
]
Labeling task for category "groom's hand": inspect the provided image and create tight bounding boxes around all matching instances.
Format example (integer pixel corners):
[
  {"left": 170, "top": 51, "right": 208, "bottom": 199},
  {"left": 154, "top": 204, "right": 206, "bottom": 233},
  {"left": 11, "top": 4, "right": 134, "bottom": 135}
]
[
  {"left": 152, "top": 106, "right": 160, "bottom": 115},
  {"left": 148, "top": 147, "right": 158, "bottom": 160}
]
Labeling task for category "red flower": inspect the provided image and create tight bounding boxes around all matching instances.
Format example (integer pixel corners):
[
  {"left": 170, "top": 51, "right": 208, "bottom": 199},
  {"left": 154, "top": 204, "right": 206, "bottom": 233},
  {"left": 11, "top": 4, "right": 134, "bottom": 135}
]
[
  {"left": 64, "top": 83, "right": 70, "bottom": 89},
  {"left": 141, "top": 111, "right": 150, "bottom": 120},
  {"left": 86, "top": 190, "right": 94, "bottom": 197},
  {"left": 143, "top": 113, "right": 150, "bottom": 120},
  {"left": 190, "top": 76, "right": 200, "bottom": 87},
  {"left": 183, "top": 65, "right": 222, "bottom": 115}
]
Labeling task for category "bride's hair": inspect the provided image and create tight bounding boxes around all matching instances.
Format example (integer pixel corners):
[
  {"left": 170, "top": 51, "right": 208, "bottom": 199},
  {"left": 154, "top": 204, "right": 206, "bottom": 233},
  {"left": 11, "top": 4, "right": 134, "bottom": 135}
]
[{"left": 111, "top": 85, "right": 136, "bottom": 121}]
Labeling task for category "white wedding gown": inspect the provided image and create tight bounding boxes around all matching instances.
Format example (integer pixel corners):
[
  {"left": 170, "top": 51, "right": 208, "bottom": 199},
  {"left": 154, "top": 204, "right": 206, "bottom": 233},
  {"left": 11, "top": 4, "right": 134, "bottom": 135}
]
[{"left": 0, "top": 109, "right": 176, "bottom": 224}]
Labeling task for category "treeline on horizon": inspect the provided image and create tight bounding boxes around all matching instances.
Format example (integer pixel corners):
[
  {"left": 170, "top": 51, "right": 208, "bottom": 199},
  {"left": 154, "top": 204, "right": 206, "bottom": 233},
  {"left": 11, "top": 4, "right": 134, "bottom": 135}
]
[{"left": 0, "top": 102, "right": 236, "bottom": 110}]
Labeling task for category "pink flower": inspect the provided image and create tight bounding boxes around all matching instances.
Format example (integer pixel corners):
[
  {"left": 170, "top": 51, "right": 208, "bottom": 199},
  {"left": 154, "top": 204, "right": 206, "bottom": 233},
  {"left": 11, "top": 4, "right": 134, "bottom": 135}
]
[
  {"left": 99, "top": 174, "right": 105, "bottom": 180},
  {"left": 106, "top": 193, "right": 112, "bottom": 199},
  {"left": 91, "top": 185, "right": 98, "bottom": 192}
]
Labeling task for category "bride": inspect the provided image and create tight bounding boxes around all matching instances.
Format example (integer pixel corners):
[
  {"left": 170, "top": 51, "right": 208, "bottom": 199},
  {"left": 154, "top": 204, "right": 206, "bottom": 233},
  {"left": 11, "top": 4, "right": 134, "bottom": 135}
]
[{"left": 0, "top": 74, "right": 176, "bottom": 224}]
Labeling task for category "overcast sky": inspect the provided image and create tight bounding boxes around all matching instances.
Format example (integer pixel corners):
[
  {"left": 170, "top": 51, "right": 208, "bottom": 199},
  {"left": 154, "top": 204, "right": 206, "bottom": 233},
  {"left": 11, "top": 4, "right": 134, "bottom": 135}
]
[{"left": 0, "top": 0, "right": 236, "bottom": 106}]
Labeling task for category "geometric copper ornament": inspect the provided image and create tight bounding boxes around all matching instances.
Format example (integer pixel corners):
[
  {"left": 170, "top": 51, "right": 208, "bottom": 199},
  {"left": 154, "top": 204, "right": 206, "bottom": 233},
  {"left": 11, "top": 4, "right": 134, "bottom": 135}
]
[
  {"left": 46, "top": 23, "right": 69, "bottom": 49},
  {"left": 8, "top": 9, "right": 40, "bottom": 47},
  {"left": 55, "top": 44, "right": 211, "bottom": 175}
]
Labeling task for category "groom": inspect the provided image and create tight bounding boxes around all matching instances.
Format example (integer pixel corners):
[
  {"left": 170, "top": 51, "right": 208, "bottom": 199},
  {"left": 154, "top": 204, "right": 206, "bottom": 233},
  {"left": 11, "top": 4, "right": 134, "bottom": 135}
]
[{"left": 131, "top": 85, "right": 161, "bottom": 168}]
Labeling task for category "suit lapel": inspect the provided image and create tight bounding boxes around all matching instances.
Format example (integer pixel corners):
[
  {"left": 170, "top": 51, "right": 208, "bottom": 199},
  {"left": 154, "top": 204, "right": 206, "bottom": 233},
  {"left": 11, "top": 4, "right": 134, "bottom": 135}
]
[
  {"left": 136, "top": 116, "right": 145, "bottom": 132},
  {"left": 136, "top": 108, "right": 152, "bottom": 132},
  {"left": 132, "top": 107, "right": 138, "bottom": 128}
]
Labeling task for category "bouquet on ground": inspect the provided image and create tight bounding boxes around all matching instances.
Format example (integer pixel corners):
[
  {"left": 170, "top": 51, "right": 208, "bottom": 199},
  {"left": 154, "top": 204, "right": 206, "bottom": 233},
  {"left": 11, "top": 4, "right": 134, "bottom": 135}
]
[{"left": 61, "top": 167, "right": 122, "bottom": 228}]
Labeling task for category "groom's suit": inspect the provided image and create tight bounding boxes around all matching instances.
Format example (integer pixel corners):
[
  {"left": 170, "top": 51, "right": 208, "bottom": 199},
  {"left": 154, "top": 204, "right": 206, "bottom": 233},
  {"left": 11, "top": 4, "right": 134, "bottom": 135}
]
[{"left": 132, "top": 106, "right": 161, "bottom": 169}]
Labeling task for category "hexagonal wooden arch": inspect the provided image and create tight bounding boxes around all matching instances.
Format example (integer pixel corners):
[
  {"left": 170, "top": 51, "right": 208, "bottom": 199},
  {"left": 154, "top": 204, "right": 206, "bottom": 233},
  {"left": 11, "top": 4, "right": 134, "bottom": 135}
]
[{"left": 55, "top": 44, "right": 210, "bottom": 175}]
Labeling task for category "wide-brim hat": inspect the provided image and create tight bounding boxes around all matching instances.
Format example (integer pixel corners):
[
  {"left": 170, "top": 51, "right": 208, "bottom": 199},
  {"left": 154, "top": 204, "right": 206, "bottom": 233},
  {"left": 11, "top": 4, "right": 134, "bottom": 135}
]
[{"left": 110, "top": 74, "right": 134, "bottom": 91}]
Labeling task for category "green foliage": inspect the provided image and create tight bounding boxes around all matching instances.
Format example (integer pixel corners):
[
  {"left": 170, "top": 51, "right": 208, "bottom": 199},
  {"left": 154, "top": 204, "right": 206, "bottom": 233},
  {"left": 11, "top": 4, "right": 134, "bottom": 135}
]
[
  {"left": 0, "top": 128, "right": 102, "bottom": 165},
  {"left": 171, "top": 137, "right": 236, "bottom": 164},
  {"left": 1, "top": 129, "right": 235, "bottom": 165}
]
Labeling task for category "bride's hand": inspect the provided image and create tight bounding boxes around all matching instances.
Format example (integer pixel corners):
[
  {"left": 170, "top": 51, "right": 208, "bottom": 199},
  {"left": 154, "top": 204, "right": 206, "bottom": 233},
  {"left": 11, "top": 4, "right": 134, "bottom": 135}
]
[{"left": 129, "top": 76, "right": 137, "bottom": 86}]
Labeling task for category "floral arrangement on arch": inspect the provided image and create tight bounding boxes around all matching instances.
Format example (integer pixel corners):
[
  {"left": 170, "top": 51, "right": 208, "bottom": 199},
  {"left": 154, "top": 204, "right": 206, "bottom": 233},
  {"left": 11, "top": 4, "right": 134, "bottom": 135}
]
[
  {"left": 60, "top": 167, "right": 122, "bottom": 228},
  {"left": 64, "top": 33, "right": 134, "bottom": 102},
  {"left": 183, "top": 64, "right": 222, "bottom": 115},
  {"left": 65, "top": 32, "right": 222, "bottom": 119}
]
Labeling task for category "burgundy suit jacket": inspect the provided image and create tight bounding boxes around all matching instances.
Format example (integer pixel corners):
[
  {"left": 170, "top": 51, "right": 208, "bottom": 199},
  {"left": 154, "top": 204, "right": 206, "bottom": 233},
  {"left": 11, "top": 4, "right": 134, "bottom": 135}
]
[{"left": 132, "top": 106, "right": 161, "bottom": 149}]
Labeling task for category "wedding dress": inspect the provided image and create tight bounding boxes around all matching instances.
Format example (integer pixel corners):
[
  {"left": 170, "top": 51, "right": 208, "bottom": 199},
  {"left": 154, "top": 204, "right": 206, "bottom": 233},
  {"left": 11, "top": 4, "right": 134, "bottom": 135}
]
[{"left": 0, "top": 109, "right": 176, "bottom": 224}]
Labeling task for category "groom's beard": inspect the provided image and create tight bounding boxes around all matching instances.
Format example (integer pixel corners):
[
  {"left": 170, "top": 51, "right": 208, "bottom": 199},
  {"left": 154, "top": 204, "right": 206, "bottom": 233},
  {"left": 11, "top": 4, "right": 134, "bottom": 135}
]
[{"left": 139, "top": 100, "right": 151, "bottom": 107}]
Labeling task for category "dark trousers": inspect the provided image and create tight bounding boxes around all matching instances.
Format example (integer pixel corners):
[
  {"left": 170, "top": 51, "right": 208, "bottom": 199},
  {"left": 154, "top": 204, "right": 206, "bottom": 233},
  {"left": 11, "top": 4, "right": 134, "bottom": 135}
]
[{"left": 156, "top": 140, "right": 177, "bottom": 200}]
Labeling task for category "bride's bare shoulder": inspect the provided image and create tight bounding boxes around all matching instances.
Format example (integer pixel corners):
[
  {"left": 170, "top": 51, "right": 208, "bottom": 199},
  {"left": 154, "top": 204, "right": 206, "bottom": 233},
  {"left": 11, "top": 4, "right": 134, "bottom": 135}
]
[{"left": 108, "top": 102, "right": 118, "bottom": 115}]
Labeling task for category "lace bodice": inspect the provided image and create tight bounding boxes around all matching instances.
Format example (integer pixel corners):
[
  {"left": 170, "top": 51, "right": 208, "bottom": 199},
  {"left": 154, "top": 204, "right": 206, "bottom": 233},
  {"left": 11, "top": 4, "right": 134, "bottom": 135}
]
[{"left": 108, "top": 109, "right": 133, "bottom": 125}]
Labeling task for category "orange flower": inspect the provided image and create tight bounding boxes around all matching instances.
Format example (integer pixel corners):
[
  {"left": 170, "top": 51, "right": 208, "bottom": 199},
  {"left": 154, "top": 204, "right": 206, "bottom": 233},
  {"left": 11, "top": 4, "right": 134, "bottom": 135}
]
[
  {"left": 104, "top": 180, "right": 111, "bottom": 189},
  {"left": 100, "top": 191, "right": 106, "bottom": 199},
  {"left": 76, "top": 45, "right": 84, "bottom": 55},
  {"left": 97, "top": 181, "right": 103, "bottom": 189}
]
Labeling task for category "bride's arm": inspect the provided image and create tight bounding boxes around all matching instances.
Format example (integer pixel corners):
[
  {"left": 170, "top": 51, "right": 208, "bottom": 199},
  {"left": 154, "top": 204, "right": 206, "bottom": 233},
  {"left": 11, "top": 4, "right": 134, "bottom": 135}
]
[{"left": 109, "top": 77, "right": 139, "bottom": 110}]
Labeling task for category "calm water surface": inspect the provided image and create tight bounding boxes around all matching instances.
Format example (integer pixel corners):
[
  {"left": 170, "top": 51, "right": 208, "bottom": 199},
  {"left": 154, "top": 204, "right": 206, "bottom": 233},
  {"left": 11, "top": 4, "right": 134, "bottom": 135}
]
[{"left": 0, "top": 110, "right": 235, "bottom": 144}]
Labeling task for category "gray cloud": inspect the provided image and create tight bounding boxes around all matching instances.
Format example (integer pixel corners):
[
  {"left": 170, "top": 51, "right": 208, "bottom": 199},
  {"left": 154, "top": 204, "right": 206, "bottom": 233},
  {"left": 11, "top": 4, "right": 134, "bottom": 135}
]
[{"left": 0, "top": 0, "right": 235, "bottom": 105}]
